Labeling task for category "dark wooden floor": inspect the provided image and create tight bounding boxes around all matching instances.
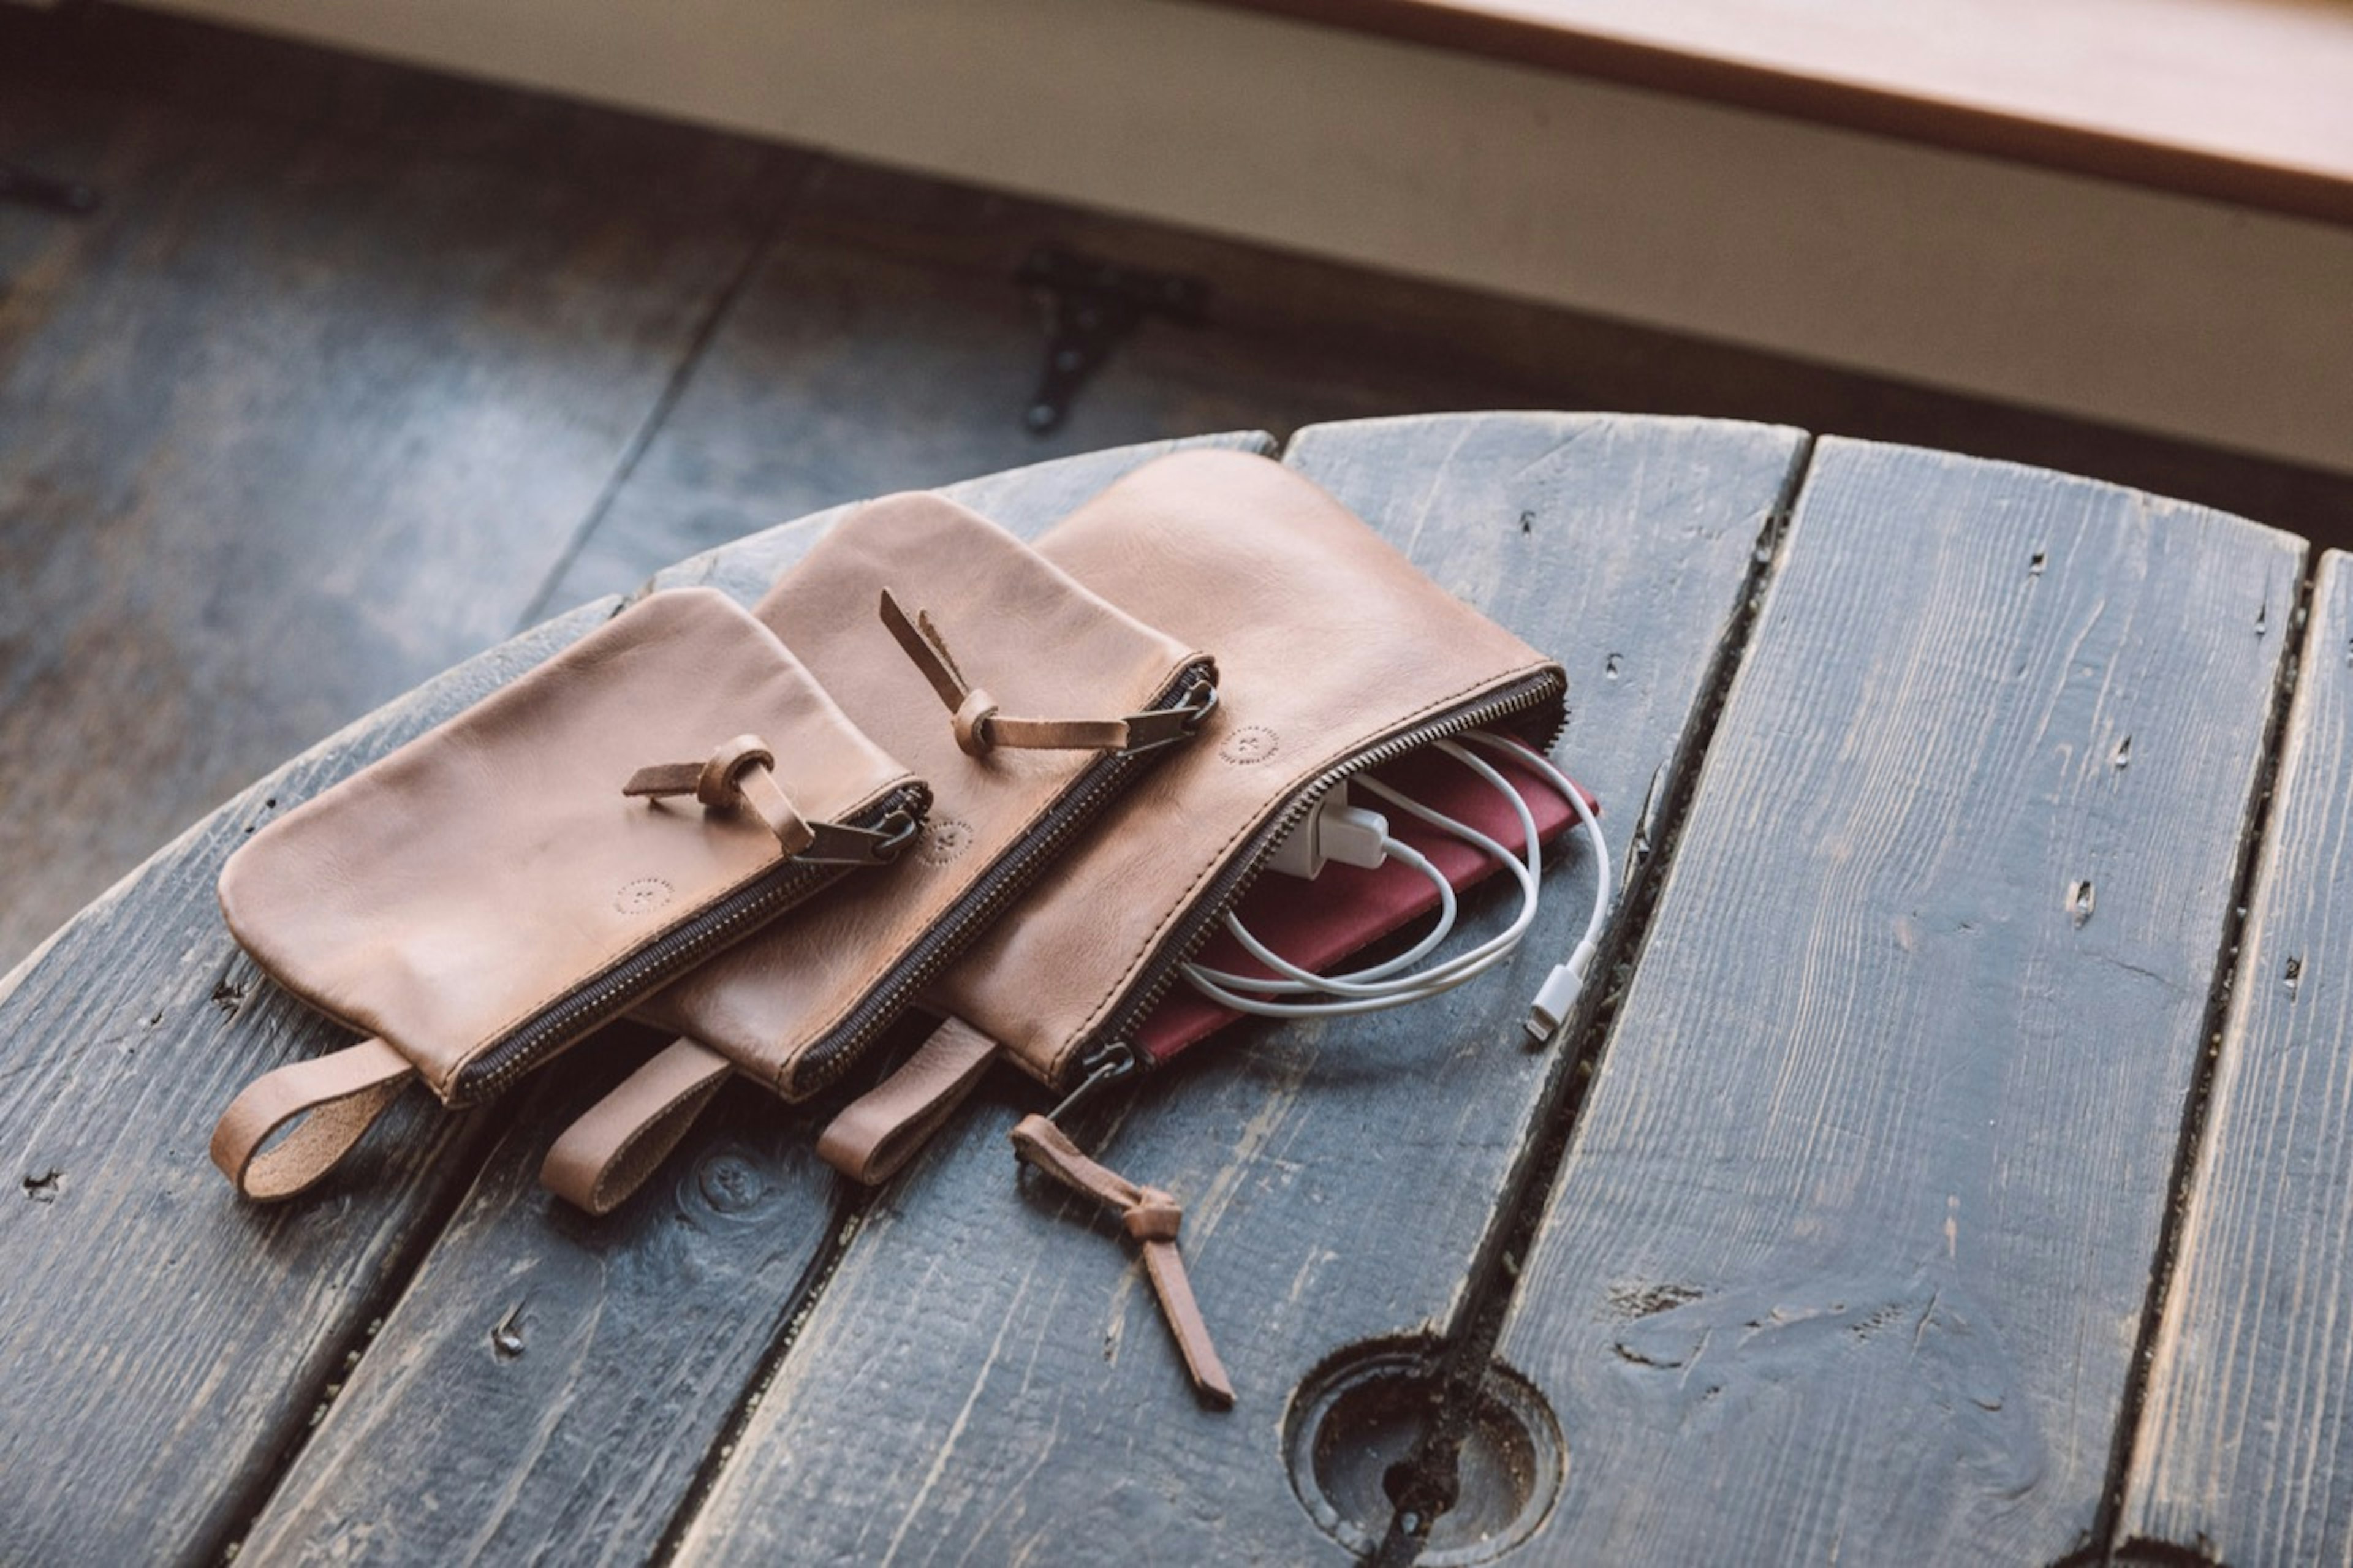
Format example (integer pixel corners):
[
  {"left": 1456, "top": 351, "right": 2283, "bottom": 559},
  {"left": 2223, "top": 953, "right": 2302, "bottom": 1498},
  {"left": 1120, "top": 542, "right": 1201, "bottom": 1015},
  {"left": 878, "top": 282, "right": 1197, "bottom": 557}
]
[{"left": 5, "top": 0, "right": 2347, "bottom": 983}]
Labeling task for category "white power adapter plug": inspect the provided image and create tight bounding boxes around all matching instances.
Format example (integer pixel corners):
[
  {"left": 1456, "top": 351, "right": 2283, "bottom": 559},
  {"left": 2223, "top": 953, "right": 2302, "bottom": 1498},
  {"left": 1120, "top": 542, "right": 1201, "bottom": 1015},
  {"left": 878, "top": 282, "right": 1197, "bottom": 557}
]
[{"left": 1266, "top": 782, "right": 1390, "bottom": 880}]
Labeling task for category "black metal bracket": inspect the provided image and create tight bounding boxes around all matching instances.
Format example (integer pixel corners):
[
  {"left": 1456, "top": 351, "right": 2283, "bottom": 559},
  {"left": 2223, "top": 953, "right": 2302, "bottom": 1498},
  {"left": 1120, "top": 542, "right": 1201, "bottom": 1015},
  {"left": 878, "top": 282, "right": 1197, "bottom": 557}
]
[
  {"left": 1014, "top": 245, "right": 1207, "bottom": 434},
  {"left": 0, "top": 164, "right": 102, "bottom": 216}
]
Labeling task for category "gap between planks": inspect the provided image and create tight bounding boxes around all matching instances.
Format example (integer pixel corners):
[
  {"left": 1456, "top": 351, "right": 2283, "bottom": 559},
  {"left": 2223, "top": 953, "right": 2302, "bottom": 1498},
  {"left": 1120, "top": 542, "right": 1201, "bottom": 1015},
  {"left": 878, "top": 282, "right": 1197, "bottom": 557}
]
[
  {"left": 1368, "top": 433, "right": 1819, "bottom": 1564},
  {"left": 513, "top": 160, "right": 825, "bottom": 629},
  {"left": 1186, "top": 439, "right": 2337, "bottom": 1564},
  {"left": 2077, "top": 543, "right": 2319, "bottom": 1566}
]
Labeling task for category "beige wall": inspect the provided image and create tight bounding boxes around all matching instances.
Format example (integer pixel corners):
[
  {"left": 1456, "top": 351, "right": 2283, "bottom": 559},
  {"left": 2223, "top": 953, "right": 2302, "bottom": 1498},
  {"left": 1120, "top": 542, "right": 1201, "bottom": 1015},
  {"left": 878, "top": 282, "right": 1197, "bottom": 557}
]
[{"left": 156, "top": 0, "right": 2353, "bottom": 475}]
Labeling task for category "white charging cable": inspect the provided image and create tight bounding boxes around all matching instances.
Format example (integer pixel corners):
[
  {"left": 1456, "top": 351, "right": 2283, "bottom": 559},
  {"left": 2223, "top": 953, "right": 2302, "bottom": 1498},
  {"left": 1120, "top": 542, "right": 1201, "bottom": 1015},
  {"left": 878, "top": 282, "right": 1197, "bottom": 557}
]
[{"left": 1181, "top": 732, "right": 1610, "bottom": 1038}]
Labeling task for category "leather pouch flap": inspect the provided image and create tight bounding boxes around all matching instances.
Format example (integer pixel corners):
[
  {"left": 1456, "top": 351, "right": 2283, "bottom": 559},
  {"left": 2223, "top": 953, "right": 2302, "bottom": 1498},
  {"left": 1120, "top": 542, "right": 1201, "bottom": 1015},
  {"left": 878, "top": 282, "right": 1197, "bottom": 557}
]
[
  {"left": 930, "top": 450, "right": 1567, "bottom": 1086},
  {"left": 218, "top": 586, "right": 919, "bottom": 1102},
  {"left": 632, "top": 492, "right": 1210, "bottom": 1099}
]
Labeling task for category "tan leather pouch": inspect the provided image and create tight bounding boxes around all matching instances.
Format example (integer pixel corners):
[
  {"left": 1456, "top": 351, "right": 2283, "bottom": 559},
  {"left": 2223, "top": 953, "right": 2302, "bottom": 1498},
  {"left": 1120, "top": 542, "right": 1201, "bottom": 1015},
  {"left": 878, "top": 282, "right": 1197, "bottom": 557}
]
[
  {"left": 539, "top": 492, "right": 1214, "bottom": 1216},
  {"left": 824, "top": 450, "right": 1568, "bottom": 1405},
  {"left": 208, "top": 587, "right": 926, "bottom": 1201},
  {"left": 941, "top": 449, "right": 1566, "bottom": 1090}
]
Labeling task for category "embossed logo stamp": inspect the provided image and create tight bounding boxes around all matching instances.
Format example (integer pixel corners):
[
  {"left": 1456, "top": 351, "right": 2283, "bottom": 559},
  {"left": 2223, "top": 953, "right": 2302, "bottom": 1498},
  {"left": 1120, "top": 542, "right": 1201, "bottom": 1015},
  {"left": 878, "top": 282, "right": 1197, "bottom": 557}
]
[
  {"left": 919, "top": 816, "right": 974, "bottom": 866},
  {"left": 1220, "top": 725, "right": 1279, "bottom": 766},
  {"left": 615, "top": 877, "right": 675, "bottom": 916}
]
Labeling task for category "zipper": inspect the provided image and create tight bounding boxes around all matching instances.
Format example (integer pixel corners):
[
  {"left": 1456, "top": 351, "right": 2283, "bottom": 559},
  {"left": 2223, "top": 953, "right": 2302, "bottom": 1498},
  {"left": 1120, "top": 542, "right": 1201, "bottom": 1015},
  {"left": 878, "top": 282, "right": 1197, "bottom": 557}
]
[
  {"left": 1056, "top": 667, "right": 1569, "bottom": 1108},
  {"left": 784, "top": 661, "right": 1219, "bottom": 1098},
  {"left": 450, "top": 787, "right": 926, "bottom": 1106}
]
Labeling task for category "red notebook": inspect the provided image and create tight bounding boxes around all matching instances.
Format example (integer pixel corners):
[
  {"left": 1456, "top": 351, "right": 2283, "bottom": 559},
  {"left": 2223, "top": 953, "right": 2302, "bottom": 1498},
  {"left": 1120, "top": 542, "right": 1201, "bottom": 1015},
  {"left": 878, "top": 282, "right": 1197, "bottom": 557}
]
[{"left": 1132, "top": 743, "right": 1597, "bottom": 1064}]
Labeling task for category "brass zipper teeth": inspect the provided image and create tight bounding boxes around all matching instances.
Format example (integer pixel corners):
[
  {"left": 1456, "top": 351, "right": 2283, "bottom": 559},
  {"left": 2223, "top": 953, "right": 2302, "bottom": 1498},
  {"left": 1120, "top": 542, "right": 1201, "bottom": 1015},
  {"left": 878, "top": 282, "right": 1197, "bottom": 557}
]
[
  {"left": 784, "top": 661, "right": 1218, "bottom": 1099},
  {"left": 450, "top": 787, "right": 928, "bottom": 1106},
  {"left": 1065, "top": 669, "right": 1569, "bottom": 1100}
]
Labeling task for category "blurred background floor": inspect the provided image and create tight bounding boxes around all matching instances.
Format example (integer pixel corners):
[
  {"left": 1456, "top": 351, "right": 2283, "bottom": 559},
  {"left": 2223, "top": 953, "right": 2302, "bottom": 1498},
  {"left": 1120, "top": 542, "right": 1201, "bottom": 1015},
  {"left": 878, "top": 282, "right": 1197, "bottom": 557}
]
[{"left": 3, "top": 2, "right": 2346, "bottom": 974}]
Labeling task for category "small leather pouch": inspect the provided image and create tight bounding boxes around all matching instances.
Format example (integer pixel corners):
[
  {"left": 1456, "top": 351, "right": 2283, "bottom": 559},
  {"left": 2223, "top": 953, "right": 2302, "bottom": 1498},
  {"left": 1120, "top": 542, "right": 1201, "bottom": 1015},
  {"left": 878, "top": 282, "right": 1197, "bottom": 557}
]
[
  {"left": 208, "top": 586, "right": 926, "bottom": 1200},
  {"left": 825, "top": 450, "right": 1571, "bottom": 1403},
  {"left": 539, "top": 491, "right": 1216, "bottom": 1216}
]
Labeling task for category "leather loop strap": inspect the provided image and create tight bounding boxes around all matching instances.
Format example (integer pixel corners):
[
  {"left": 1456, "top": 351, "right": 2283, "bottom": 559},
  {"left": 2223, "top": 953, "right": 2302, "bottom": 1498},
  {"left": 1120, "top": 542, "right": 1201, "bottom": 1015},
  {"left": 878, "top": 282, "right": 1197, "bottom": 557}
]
[
  {"left": 877, "top": 589, "right": 1141, "bottom": 757},
  {"left": 624, "top": 735, "right": 815, "bottom": 856},
  {"left": 1009, "top": 1113, "right": 1234, "bottom": 1407},
  {"left": 816, "top": 1017, "right": 1001, "bottom": 1184},
  {"left": 541, "top": 1037, "right": 733, "bottom": 1216},
  {"left": 210, "top": 1037, "right": 415, "bottom": 1202},
  {"left": 950, "top": 691, "right": 1001, "bottom": 759},
  {"left": 695, "top": 734, "right": 775, "bottom": 808}
]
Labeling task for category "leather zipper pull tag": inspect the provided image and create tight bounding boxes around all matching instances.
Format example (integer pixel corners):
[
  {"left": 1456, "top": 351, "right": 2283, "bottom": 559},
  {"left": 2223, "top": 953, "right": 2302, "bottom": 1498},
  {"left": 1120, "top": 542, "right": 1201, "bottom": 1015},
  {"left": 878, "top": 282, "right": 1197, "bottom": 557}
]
[
  {"left": 624, "top": 733, "right": 815, "bottom": 856},
  {"left": 1009, "top": 1113, "right": 1235, "bottom": 1408},
  {"left": 210, "top": 1037, "right": 416, "bottom": 1200},
  {"left": 817, "top": 1017, "right": 1001, "bottom": 1186},
  {"left": 542, "top": 1037, "right": 733, "bottom": 1215},
  {"left": 877, "top": 589, "right": 1144, "bottom": 757}
]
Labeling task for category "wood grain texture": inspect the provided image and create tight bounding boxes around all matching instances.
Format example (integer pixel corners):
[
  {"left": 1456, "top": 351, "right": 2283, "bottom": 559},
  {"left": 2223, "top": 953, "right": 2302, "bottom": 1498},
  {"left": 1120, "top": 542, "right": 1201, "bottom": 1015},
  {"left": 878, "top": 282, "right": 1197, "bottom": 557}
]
[
  {"left": 1488, "top": 439, "right": 2304, "bottom": 1562},
  {"left": 639, "top": 431, "right": 1280, "bottom": 608},
  {"left": 669, "top": 412, "right": 1808, "bottom": 1564},
  {"left": 2120, "top": 550, "right": 2353, "bottom": 1566},
  {"left": 1198, "top": 0, "right": 2353, "bottom": 225},
  {"left": 0, "top": 64, "right": 797, "bottom": 971},
  {"left": 531, "top": 161, "right": 1591, "bottom": 612},
  {"left": 0, "top": 599, "right": 615, "bottom": 1567},
  {"left": 457, "top": 156, "right": 2353, "bottom": 584},
  {"left": 232, "top": 433, "right": 1275, "bottom": 1566}
]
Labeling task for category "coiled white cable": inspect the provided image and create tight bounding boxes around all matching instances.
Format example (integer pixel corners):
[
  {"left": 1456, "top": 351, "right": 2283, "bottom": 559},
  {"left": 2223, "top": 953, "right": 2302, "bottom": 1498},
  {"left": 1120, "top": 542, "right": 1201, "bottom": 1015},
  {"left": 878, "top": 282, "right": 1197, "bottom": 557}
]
[{"left": 1181, "top": 733, "right": 1611, "bottom": 1037}]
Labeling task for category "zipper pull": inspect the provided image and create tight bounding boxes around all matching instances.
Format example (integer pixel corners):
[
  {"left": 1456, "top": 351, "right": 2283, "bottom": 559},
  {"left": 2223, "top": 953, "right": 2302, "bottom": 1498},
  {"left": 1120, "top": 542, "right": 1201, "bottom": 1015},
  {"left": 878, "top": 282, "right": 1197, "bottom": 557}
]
[
  {"left": 1010, "top": 1113, "right": 1233, "bottom": 1407},
  {"left": 1047, "top": 1040, "right": 1139, "bottom": 1126}
]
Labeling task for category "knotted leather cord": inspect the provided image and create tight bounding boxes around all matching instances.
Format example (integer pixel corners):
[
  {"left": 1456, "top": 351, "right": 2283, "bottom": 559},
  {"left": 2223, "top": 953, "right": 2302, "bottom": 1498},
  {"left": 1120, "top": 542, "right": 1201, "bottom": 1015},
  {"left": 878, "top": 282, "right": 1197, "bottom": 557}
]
[
  {"left": 623, "top": 733, "right": 814, "bottom": 856},
  {"left": 877, "top": 589, "right": 1180, "bottom": 758},
  {"left": 1009, "top": 1113, "right": 1234, "bottom": 1407}
]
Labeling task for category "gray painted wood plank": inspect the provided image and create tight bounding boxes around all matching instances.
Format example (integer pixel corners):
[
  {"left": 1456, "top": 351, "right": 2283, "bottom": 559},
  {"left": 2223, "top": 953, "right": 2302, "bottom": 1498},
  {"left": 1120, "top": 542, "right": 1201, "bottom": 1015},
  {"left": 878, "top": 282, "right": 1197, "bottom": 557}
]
[
  {"left": 1489, "top": 439, "right": 2303, "bottom": 1562},
  {"left": 232, "top": 433, "right": 1275, "bottom": 1566},
  {"left": 527, "top": 159, "right": 1595, "bottom": 617},
  {"left": 638, "top": 432, "right": 1279, "bottom": 608},
  {"left": 0, "top": 70, "right": 798, "bottom": 972},
  {"left": 0, "top": 600, "right": 616, "bottom": 1567},
  {"left": 2120, "top": 550, "right": 2353, "bottom": 1566},
  {"left": 670, "top": 412, "right": 1808, "bottom": 1564}
]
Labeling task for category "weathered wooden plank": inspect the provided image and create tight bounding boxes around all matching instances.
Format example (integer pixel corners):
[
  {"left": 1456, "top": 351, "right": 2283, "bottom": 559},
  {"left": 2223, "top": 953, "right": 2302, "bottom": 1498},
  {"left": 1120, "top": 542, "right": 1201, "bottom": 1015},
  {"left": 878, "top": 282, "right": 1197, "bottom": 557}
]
[
  {"left": 529, "top": 159, "right": 1596, "bottom": 613},
  {"left": 1488, "top": 440, "right": 2303, "bottom": 1562},
  {"left": 669, "top": 412, "right": 1807, "bottom": 1564},
  {"left": 0, "top": 600, "right": 615, "bottom": 1566},
  {"left": 640, "top": 431, "right": 1279, "bottom": 607},
  {"left": 0, "top": 65, "right": 800, "bottom": 971},
  {"left": 2120, "top": 550, "right": 2353, "bottom": 1566},
  {"left": 231, "top": 433, "right": 1275, "bottom": 1566}
]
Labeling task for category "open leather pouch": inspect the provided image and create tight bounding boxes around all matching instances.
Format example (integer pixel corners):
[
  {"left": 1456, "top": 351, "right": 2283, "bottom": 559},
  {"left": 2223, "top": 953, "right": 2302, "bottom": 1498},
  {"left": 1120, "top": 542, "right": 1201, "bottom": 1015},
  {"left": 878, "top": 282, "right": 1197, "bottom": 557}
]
[
  {"left": 208, "top": 586, "right": 927, "bottom": 1201},
  {"left": 822, "top": 450, "right": 1585, "bottom": 1404},
  {"left": 539, "top": 490, "right": 1216, "bottom": 1216}
]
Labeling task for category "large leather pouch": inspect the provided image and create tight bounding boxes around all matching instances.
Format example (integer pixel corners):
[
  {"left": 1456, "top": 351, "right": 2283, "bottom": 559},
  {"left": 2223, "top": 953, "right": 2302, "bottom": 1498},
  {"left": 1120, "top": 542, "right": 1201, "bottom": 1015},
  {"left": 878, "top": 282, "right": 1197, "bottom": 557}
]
[
  {"left": 540, "top": 491, "right": 1214, "bottom": 1215},
  {"left": 936, "top": 449, "right": 1567, "bottom": 1092},
  {"left": 208, "top": 586, "right": 926, "bottom": 1201}
]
